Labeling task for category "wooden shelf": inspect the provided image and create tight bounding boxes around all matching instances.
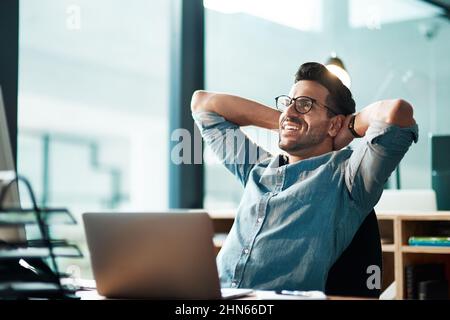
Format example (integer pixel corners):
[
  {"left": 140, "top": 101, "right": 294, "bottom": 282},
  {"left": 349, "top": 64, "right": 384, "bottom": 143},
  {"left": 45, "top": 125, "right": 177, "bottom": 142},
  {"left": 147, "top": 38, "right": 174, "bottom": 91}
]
[
  {"left": 401, "top": 245, "right": 450, "bottom": 254},
  {"left": 377, "top": 211, "right": 450, "bottom": 220},
  {"left": 382, "top": 244, "right": 395, "bottom": 252},
  {"left": 395, "top": 212, "right": 450, "bottom": 299}
]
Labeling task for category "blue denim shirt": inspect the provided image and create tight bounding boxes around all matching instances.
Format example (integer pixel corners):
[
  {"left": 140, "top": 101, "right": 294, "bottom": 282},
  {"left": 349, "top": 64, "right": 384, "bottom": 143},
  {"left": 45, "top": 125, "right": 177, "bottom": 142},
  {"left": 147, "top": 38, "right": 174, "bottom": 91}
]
[{"left": 193, "top": 111, "right": 418, "bottom": 291}]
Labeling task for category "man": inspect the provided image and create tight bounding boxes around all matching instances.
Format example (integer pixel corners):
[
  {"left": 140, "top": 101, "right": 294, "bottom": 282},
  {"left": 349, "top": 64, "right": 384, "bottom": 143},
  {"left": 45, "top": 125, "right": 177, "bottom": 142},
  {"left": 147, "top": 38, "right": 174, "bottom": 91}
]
[{"left": 191, "top": 62, "right": 418, "bottom": 291}]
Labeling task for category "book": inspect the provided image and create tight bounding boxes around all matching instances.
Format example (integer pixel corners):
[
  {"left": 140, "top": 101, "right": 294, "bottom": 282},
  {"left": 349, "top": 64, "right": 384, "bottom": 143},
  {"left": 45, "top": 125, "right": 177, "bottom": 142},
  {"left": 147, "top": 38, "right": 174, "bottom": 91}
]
[
  {"left": 408, "top": 237, "right": 450, "bottom": 247},
  {"left": 405, "top": 263, "right": 446, "bottom": 299},
  {"left": 418, "top": 280, "right": 449, "bottom": 300}
]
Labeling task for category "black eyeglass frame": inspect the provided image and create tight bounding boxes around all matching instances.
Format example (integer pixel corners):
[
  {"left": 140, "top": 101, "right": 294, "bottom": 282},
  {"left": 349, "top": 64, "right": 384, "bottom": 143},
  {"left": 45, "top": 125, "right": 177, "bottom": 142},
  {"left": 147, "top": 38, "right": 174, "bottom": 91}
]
[{"left": 275, "top": 95, "right": 337, "bottom": 116}]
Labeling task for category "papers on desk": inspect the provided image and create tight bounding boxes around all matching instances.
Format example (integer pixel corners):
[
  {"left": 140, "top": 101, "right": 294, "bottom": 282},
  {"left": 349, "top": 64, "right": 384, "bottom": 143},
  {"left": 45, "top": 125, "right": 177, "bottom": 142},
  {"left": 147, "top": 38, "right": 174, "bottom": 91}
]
[
  {"left": 256, "top": 290, "right": 327, "bottom": 300},
  {"left": 72, "top": 279, "right": 328, "bottom": 300},
  {"left": 75, "top": 289, "right": 328, "bottom": 300},
  {"left": 61, "top": 278, "right": 97, "bottom": 291}
]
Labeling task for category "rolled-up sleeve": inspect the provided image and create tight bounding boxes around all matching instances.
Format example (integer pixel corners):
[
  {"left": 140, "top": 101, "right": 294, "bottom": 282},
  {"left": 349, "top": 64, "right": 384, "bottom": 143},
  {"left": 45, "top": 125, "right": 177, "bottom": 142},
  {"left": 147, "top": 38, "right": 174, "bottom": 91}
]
[
  {"left": 192, "top": 111, "right": 272, "bottom": 186},
  {"left": 344, "top": 120, "right": 419, "bottom": 213}
]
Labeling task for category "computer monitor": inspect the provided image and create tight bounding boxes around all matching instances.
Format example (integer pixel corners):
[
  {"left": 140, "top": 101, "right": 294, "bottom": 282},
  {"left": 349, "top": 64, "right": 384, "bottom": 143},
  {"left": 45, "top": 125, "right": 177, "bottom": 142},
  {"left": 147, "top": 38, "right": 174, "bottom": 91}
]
[
  {"left": 431, "top": 134, "right": 450, "bottom": 210},
  {"left": 0, "top": 86, "right": 25, "bottom": 243}
]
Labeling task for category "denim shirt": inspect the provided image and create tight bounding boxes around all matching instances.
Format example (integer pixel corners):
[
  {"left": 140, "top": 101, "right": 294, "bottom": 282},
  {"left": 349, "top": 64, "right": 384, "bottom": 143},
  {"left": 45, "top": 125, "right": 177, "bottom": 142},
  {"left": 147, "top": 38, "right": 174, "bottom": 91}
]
[{"left": 193, "top": 111, "right": 418, "bottom": 291}]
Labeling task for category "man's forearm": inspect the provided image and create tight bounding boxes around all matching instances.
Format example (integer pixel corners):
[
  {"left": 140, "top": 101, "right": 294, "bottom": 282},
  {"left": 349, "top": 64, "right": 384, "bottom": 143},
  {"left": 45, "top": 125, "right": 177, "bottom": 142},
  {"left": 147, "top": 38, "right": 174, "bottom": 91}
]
[
  {"left": 191, "top": 90, "right": 280, "bottom": 129},
  {"left": 354, "top": 99, "right": 416, "bottom": 136},
  {"left": 333, "top": 99, "right": 416, "bottom": 150}
]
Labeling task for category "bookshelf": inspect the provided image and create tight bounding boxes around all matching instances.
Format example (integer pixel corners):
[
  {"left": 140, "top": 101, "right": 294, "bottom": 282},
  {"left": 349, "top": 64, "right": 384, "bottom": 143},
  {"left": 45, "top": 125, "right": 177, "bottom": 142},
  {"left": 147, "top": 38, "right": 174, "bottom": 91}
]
[
  {"left": 401, "top": 246, "right": 450, "bottom": 254},
  {"left": 377, "top": 211, "right": 450, "bottom": 299}
]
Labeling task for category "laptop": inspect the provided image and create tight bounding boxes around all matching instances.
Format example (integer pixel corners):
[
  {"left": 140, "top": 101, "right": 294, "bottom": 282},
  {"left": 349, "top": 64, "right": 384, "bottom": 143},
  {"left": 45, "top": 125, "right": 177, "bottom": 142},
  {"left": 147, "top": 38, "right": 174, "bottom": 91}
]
[{"left": 82, "top": 211, "right": 253, "bottom": 299}]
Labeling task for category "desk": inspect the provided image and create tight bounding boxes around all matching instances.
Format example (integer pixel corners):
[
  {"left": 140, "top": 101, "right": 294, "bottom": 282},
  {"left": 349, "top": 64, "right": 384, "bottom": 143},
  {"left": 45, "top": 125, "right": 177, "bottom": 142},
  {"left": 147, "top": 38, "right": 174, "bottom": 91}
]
[
  {"left": 75, "top": 288, "right": 373, "bottom": 300},
  {"left": 73, "top": 280, "right": 373, "bottom": 300}
]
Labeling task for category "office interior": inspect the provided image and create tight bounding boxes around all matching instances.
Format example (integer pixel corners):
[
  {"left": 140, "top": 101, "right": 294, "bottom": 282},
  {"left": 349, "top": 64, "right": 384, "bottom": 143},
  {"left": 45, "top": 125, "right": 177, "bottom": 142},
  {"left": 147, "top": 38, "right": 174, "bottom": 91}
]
[{"left": 1, "top": 0, "right": 450, "bottom": 300}]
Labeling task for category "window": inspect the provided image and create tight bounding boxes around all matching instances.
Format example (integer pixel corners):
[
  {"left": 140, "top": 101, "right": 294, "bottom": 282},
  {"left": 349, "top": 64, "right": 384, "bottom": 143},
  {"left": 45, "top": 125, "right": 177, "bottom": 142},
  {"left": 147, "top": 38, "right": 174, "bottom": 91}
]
[{"left": 18, "top": 0, "right": 171, "bottom": 278}]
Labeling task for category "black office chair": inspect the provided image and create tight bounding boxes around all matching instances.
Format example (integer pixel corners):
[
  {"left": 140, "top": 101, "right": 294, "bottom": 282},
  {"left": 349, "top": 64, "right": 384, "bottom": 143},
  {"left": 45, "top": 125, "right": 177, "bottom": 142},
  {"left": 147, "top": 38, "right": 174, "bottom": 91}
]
[{"left": 325, "top": 209, "right": 382, "bottom": 298}]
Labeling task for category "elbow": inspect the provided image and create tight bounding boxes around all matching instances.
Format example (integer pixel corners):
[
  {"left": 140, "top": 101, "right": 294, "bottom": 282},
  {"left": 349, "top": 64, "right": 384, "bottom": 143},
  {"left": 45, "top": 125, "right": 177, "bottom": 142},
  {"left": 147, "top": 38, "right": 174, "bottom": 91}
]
[
  {"left": 190, "top": 90, "right": 205, "bottom": 112},
  {"left": 191, "top": 90, "right": 213, "bottom": 113},
  {"left": 385, "top": 99, "right": 415, "bottom": 127}
]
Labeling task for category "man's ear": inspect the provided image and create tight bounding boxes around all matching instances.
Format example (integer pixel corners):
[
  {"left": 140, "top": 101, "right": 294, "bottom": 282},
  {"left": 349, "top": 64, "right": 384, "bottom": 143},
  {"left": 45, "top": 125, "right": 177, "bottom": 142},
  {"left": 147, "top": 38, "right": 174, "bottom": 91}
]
[{"left": 328, "top": 115, "right": 345, "bottom": 137}]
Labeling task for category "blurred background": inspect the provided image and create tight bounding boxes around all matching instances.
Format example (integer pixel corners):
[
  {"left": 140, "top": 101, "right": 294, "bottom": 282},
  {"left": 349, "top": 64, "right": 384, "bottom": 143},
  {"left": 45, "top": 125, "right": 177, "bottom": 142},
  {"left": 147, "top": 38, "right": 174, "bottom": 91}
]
[{"left": 10, "top": 0, "right": 450, "bottom": 277}]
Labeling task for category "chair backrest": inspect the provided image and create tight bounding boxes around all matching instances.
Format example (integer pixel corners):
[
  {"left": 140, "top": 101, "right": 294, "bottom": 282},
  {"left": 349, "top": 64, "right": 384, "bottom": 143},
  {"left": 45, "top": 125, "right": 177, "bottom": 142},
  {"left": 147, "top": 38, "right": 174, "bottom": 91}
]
[{"left": 325, "top": 209, "right": 382, "bottom": 298}]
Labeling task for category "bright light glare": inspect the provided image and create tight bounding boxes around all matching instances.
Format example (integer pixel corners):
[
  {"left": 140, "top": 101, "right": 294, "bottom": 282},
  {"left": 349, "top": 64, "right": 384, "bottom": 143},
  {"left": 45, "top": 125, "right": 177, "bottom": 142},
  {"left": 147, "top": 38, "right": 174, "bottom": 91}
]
[
  {"left": 349, "top": 0, "right": 444, "bottom": 29},
  {"left": 203, "top": 0, "right": 322, "bottom": 32},
  {"left": 203, "top": 0, "right": 242, "bottom": 14},
  {"left": 326, "top": 64, "right": 352, "bottom": 89}
]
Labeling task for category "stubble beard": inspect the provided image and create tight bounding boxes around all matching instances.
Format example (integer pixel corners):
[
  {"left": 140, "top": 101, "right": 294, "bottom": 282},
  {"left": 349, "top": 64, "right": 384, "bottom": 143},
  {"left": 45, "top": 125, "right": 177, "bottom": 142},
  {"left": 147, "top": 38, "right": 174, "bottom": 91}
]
[{"left": 278, "top": 128, "right": 329, "bottom": 154}]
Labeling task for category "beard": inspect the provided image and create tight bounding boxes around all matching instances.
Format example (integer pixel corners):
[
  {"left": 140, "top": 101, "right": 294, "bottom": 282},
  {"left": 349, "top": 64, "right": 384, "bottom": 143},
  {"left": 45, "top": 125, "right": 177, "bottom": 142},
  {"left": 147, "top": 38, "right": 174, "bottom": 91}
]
[{"left": 278, "top": 122, "right": 329, "bottom": 154}]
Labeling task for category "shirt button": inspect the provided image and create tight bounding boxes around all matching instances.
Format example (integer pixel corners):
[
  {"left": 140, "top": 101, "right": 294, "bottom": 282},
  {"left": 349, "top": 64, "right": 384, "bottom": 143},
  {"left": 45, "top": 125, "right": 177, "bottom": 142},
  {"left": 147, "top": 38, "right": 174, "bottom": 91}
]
[
  {"left": 243, "top": 248, "right": 249, "bottom": 254},
  {"left": 231, "top": 282, "right": 237, "bottom": 287},
  {"left": 257, "top": 217, "right": 263, "bottom": 223}
]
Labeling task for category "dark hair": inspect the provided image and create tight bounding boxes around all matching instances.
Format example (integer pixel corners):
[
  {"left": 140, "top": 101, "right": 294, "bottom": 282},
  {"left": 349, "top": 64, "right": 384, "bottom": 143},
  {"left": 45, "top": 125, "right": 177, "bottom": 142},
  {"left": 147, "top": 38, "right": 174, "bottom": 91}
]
[{"left": 294, "top": 62, "right": 355, "bottom": 116}]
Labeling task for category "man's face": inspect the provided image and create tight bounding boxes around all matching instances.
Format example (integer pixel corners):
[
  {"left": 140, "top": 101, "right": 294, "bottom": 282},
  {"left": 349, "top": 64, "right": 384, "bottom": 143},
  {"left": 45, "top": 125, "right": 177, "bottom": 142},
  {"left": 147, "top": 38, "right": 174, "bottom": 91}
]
[{"left": 278, "top": 80, "right": 334, "bottom": 154}]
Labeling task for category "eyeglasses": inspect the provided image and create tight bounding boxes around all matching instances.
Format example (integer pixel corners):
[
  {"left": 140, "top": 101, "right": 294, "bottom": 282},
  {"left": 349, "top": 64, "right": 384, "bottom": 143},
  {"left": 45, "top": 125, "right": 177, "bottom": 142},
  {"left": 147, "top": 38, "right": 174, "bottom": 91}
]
[{"left": 275, "top": 95, "right": 337, "bottom": 116}]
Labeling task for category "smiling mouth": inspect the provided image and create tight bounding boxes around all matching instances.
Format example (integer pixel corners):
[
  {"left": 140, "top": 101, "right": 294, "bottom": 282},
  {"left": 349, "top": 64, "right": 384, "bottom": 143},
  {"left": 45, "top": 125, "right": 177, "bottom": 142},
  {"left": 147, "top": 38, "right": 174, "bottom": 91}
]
[{"left": 281, "top": 121, "right": 301, "bottom": 132}]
